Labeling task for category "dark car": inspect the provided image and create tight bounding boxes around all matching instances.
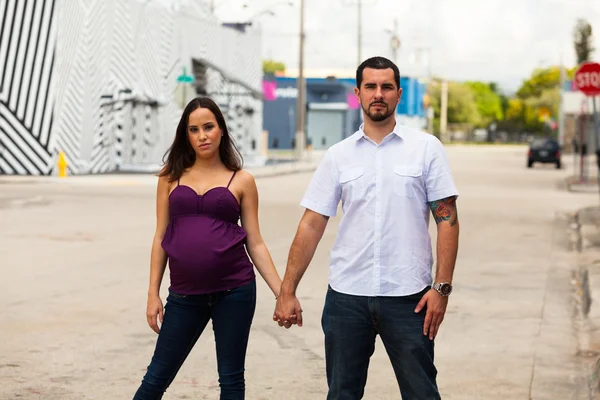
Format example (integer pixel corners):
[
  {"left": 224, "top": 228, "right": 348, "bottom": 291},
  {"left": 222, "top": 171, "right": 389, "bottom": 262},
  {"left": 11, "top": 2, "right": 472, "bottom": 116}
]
[{"left": 527, "top": 137, "right": 561, "bottom": 169}]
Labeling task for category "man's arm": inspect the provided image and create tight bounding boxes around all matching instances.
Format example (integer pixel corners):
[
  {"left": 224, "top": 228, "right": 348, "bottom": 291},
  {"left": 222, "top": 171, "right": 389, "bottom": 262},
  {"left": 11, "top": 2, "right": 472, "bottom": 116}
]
[
  {"left": 275, "top": 209, "right": 330, "bottom": 327},
  {"left": 415, "top": 195, "right": 459, "bottom": 340},
  {"left": 430, "top": 195, "right": 459, "bottom": 284},
  {"left": 275, "top": 148, "right": 340, "bottom": 328}
]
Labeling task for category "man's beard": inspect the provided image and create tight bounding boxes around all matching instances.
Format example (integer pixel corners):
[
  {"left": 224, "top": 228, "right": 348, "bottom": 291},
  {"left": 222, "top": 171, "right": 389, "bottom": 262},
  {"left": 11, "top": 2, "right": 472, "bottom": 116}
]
[{"left": 362, "top": 101, "right": 395, "bottom": 122}]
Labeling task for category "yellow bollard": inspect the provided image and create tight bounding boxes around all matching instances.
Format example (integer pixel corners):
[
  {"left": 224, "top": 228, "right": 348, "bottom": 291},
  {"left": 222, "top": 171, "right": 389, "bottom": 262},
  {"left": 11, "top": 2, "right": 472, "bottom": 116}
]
[{"left": 57, "top": 151, "right": 68, "bottom": 178}]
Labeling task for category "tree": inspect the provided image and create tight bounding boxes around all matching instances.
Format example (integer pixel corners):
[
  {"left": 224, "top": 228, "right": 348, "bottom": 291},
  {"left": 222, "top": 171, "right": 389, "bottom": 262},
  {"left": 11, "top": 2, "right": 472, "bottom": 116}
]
[
  {"left": 263, "top": 59, "right": 286, "bottom": 75},
  {"left": 505, "top": 98, "right": 524, "bottom": 120},
  {"left": 510, "top": 66, "right": 576, "bottom": 134},
  {"left": 574, "top": 18, "right": 595, "bottom": 64},
  {"left": 465, "top": 81, "right": 504, "bottom": 128},
  {"left": 516, "top": 67, "right": 561, "bottom": 99},
  {"left": 504, "top": 98, "right": 525, "bottom": 130},
  {"left": 447, "top": 83, "right": 480, "bottom": 125},
  {"left": 428, "top": 81, "right": 480, "bottom": 133}
]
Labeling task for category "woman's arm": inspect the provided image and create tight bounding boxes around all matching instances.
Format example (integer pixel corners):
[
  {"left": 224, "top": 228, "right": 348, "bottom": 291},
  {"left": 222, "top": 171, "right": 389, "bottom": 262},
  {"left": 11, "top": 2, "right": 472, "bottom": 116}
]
[
  {"left": 238, "top": 171, "right": 282, "bottom": 298},
  {"left": 146, "top": 175, "right": 171, "bottom": 333}
]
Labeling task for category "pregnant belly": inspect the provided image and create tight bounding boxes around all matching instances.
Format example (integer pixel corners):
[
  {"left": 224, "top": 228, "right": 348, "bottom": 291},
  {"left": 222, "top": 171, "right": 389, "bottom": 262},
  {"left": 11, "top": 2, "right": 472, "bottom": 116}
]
[{"left": 161, "top": 217, "right": 251, "bottom": 281}]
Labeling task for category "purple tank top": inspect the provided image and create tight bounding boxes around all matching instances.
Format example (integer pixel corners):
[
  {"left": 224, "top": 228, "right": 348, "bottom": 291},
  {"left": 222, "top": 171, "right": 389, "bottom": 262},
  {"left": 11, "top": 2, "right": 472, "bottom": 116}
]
[{"left": 161, "top": 171, "right": 255, "bottom": 295}]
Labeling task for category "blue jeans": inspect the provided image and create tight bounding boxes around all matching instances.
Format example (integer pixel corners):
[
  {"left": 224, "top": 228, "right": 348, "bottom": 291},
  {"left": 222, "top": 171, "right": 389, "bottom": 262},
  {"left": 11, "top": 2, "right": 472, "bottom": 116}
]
[
  {"left": 321, "top": 286, "right": 440, "bottom": 400},
  {"left": 133, "top": 280, "right": 256, "bottom": 400}
]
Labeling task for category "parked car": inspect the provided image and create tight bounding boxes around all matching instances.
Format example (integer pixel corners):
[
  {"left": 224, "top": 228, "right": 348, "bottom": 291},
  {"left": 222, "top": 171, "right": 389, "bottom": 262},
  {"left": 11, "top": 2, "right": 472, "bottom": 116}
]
[{"left": 527, "top": 137, "right": 561, "bottom": 169}]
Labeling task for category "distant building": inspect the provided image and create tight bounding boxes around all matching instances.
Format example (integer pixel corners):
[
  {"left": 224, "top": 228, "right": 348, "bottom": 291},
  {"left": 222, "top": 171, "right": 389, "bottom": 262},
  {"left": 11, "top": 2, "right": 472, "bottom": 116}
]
[
  {"left": 1, "top": 0, "right": 264, "bottom": 175},
  {"left": 262, "top": 76, "right": 359, "bottom": 150},
  {"left": 263, "top": 72, "right": 428, "bottom": 150}
]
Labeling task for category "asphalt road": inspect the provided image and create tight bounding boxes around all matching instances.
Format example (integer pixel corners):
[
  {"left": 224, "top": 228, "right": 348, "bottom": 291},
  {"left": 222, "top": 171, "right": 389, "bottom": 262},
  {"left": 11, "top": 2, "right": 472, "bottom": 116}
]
[{"left": 1, "top": 144, "right": 598, "bottom": 399}]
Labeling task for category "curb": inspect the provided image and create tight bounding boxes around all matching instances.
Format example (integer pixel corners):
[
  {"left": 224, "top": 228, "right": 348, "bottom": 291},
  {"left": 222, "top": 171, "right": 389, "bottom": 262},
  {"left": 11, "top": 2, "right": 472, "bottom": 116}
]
[
  {"left": 572, "top": 207, "right": 600, "bottom": 398},
  {"left": 249, "top": 162, "right": 319, "bottom": 179},
  {"left": 0, "top": 160, "right": 322, "bottom": 186},
  {"left": 562, "top": 176, "right": 600, "bottom": 193}
]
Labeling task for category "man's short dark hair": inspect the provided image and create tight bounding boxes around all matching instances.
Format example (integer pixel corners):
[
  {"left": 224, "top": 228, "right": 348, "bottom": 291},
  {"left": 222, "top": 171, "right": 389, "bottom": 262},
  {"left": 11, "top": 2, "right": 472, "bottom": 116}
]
[{"left": 356, "top": 56, "right": 401, "bottom": 89}]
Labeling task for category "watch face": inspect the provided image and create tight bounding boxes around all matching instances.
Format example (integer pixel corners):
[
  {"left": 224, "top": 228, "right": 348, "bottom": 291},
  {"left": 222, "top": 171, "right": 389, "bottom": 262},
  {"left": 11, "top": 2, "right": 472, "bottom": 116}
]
[{"left": 439, "top": 284, "right": 452, "bottom": 296}]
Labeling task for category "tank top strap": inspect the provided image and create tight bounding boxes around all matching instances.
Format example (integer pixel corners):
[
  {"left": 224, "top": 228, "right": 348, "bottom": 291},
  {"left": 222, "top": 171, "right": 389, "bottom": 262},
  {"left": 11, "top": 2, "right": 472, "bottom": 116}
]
[{"left": 226, "top": 170, "right": 237, "bottom": 188}]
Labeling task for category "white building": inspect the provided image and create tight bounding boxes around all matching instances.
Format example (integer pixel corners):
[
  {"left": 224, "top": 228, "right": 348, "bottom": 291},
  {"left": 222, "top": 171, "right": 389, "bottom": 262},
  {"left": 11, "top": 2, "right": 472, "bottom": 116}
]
[{"left": 0, "top": 0, "right": 265, "bottom": 175}]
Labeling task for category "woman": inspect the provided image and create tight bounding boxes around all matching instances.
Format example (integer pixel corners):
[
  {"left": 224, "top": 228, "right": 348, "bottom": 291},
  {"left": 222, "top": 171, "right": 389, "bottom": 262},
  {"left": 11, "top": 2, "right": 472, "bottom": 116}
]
[{"left": 133, "top": 97, "right": 283, "bottom": 399}]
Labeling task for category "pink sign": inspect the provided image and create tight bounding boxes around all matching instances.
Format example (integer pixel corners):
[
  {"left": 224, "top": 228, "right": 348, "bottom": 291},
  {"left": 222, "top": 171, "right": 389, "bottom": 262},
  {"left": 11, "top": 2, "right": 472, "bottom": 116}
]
[
  {"left": 346, "top": 93, "right": 360, "bottom": 109},
  {"left": 263, "top": 81, "right": 277, "bottom": 101}
]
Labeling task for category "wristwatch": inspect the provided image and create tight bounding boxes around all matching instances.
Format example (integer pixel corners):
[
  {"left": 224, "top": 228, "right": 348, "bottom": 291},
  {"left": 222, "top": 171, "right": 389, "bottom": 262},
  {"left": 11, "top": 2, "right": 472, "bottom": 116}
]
[{"left": 433, "top": 282, "right": 453, "bottom": 297}]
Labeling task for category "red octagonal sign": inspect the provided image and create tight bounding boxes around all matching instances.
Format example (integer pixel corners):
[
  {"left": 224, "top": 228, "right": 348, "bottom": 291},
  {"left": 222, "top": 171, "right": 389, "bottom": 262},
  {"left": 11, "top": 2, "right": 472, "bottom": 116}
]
[{"left": 574, "top": 62, "right": 600, "bottom": 97}]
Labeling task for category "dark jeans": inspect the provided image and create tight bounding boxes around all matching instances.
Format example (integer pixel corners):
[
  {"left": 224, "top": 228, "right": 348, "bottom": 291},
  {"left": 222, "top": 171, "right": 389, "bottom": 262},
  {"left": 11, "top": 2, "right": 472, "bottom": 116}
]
[
  {"left": 133, "top": 279, "right": 256, "bottom": 400},
  {"left": 321, "top": 286, "right": 440, "bottom": 400}
]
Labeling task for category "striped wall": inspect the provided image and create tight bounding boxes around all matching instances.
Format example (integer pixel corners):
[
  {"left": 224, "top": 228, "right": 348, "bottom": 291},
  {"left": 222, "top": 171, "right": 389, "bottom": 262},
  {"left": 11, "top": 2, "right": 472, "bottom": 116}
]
[
  {"left": 0, "top": 0, "right": 264, "bottom": 175},
  {"left": 0, "top": 0, "right": 56, "bottom": 175}
]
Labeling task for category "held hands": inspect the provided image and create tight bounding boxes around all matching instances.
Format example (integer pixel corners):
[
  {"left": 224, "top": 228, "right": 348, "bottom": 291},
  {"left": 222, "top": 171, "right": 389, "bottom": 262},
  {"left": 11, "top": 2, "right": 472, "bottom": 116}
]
[
  {"left": 273, "top": 293, "right": 303, "bottom": 329},
  {"left": 414, "top": 289, "right": 448, "bottom": 340},
  {"left": 146, "top": 294, "right": 164, "bottom": 334}
]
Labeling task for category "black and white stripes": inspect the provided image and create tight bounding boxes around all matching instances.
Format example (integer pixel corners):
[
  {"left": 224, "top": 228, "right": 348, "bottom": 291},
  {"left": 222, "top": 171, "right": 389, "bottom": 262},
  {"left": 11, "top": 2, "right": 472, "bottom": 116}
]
[
  {"left": 0, "top": 0, "right": 56, "bottom": 175},
  {"left": 1, "top": 0, "right": 264, "bottom": 175}
]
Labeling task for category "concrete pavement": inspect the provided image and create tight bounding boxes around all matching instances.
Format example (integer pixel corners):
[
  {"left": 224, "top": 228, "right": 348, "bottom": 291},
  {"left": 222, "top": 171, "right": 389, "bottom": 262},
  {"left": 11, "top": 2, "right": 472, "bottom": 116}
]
[{"left": 1, "top": 144, "right": 599, "bottom": 399}]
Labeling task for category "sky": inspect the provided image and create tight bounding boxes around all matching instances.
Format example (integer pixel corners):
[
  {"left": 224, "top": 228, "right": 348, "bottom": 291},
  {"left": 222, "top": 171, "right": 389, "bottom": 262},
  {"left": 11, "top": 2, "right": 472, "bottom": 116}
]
[{"left": 215, "top": 0, "right": 600, "bottom": 93}]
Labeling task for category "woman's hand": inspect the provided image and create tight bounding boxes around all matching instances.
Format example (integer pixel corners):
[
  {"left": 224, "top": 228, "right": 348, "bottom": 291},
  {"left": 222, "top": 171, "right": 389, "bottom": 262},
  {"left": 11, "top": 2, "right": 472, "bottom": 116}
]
[{"left": 146, "top": 294, "right": 164, "bottom": 334}]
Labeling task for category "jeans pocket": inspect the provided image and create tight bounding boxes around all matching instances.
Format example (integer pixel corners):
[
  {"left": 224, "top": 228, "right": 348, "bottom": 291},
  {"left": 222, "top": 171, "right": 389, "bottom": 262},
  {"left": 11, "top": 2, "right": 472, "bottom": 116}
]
[{"left": 224, "top": 280, "right": 257, "bottom": 302}]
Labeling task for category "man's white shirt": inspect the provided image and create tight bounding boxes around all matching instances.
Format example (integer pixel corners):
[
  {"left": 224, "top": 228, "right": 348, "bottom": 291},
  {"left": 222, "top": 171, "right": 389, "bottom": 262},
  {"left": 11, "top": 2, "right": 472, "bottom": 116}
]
[{"left": 300, "top": 123, "right": 459, "bottom": 297}]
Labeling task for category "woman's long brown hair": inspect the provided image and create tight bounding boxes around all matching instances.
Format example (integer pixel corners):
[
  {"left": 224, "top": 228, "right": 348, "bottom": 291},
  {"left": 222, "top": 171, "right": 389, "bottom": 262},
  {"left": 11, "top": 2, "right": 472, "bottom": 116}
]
[{"left": 159, "top": 97, "right": 243, "bottom": 182}]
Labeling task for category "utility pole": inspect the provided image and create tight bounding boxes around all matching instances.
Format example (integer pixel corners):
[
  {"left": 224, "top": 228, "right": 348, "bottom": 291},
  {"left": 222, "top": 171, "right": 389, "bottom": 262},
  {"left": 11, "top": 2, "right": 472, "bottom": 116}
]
[
  {"left": 345, "top": 0, "right": 376, "bottom": 65},
  {"left": 391, "top": 19, "right": 397, "bottom": 62},
  {"left": 389, "top": 19, "right": 400, "bottom": 63},
  {"left": 357, "top": 0, "right": 362, "bottom": 65},
  {"left": 558, "top": 53, "right": 566, "bottom": 148},
  {"left": 295, "top": 0, "right": 306, "bottom": 160},
  {"left": 440, "top": 80, "right": 448, "bottom": 142}
]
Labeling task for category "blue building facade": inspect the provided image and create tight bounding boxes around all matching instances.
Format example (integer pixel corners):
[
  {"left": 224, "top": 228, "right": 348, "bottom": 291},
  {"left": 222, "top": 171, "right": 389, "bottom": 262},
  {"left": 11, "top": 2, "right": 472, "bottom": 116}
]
[
  {"left": 397, "top": 77, "right": 427, "bottom": 117},
  {"left": 262, "top": 75, "right": 427, "bottom": 150}
]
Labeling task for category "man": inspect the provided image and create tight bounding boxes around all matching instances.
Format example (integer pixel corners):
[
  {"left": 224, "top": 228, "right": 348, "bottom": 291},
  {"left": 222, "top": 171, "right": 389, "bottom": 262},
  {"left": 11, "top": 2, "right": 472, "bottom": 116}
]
[{"left": 274, "top": 56, "right": 459, "bottom": 400}]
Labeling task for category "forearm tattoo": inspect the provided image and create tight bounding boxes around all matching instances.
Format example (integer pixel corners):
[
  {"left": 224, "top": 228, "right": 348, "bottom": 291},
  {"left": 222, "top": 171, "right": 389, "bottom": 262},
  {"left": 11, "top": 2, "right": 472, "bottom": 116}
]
[{"left": 429, "top": 196, "right": 458, "bottom": 226}]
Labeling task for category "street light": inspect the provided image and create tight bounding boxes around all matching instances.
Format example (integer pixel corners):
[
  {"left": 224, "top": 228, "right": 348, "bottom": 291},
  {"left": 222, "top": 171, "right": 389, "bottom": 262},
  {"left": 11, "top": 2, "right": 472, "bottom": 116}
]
[
  {"left": 247, "top": 9, "right": 275, "bottom": 21},
  {"left": 237, "top": 1, "right": 301, "bottom": 159},
  {"left": 232, "top": 1, "right": 294, "bottom": 26},
  {"left": 240, "top": 1, "right": 293, "bottom": 20},
  {"left": 242, "top": 1, "right": 294, "bottom": 8}
]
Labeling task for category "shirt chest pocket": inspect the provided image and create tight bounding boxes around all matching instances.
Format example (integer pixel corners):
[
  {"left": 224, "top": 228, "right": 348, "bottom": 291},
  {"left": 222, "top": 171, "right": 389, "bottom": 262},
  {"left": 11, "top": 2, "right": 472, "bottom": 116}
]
[
  {"left": 340, "top": 167, "right": 365, "bottom": 200},
  {"left": 393, "top": 165, "right": 423, "bottom": 198}
]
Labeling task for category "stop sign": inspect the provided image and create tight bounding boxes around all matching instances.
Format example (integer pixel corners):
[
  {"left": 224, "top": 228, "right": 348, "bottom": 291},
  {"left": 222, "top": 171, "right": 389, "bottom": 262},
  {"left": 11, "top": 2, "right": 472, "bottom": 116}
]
[{"left": 574, "top": 62, "right": 600, "bottom": 97}]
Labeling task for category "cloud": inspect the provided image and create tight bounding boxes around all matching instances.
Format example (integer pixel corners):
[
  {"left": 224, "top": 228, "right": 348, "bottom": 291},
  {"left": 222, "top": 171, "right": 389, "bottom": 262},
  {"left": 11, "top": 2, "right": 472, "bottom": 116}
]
[{"left": 220, "top": 0, "right": 600, "bottom": 91}]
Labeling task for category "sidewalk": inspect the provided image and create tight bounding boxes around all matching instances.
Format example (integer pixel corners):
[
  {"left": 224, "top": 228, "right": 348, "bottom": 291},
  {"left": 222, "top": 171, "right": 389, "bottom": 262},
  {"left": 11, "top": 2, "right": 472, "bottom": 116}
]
[
  {"left": 569, "top": 206, "right": 600, "bottom": 399},
  {"left": 0, "top": 151, "right": 325, "bottom": 186},
  {"left": 565, "top": 175, "right": 600, "bottom": 194}
]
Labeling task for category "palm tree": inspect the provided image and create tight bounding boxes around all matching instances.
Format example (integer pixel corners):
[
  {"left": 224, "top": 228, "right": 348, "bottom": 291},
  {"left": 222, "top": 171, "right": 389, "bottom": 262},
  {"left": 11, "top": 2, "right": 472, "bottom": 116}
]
[{"left": 574, "top": 18, "right": 595, "bottom": 64}]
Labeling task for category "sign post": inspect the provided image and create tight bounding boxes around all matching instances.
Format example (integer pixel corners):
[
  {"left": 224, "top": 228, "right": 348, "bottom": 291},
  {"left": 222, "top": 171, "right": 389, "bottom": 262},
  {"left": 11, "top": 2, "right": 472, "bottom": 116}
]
[
  {"left": 574, "top": 62, "right": 600, "bottom": 97},
  {"left": 574, "top": 62, "right": 600, "bottom": 200},
  {"left": 176, "top": 67, "right": 194, "bottom": 108}
]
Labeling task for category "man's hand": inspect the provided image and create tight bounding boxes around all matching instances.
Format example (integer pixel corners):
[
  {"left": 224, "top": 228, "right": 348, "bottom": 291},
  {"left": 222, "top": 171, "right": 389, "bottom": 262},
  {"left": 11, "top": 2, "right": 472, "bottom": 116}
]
[
  {"left": 414, "top": 289, "right": 448, "bottom": 340},
  {"left": 273, "top": 293, "right": 303, "bottom": 329}
]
